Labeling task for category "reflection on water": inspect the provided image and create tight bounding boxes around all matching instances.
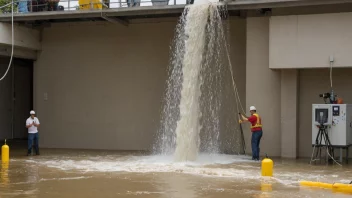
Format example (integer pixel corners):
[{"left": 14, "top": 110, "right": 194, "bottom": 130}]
[
  {"left": 261, "top": 182, "right": 273, "bottom": 192},
  {"left": 1, "top": 162, "right": 9, "bottom": 186},
  {"left": 0, "top": 149, "right": 351, "bottom": 198},
  {"left": 158, "top": 174, "right": 197, "bottom": 198}
]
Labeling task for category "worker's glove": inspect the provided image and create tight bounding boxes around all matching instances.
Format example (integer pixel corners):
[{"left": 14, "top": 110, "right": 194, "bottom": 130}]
[{"left": 239, "top": 120, "right": 242, "bottom": 124}]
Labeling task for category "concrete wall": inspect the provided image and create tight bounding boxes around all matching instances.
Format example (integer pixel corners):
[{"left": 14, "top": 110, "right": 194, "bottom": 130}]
[
  {"left": 246, "top": 17, "right": 281, "bottom": 157},
  {"left": 0, "top": 44, "right": 37, "bottom": 60},
  {"left": 0, "top": 23, "right": 40, "bottom": 60},
  {"left": 281, "top": 69, "right": 298, "bottom": 158},
  {"left": 270, "top": 12, "right": 352, "bottom": 69},
  {"left": 35, "top": 19, "right": 247, "bottom": 151},
  {"left": 298, "top": 68, "right": 352, "bottom": 157},
  {"left": 0, "top": 23, "right": 41, "bottom": 51}
]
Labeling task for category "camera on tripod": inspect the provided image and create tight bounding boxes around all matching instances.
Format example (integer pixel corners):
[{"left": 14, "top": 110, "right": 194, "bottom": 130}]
[
  {"left": 319, "top": 90, "right": 336, "bottom": 104},
  {"left": 319, "top": 92, "right": 330, "bottom": 99}
]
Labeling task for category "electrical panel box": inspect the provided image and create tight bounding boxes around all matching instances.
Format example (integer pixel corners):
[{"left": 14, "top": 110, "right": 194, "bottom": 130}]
[{"left": 312, "top": 104, "right": 352, "bottom": 146}]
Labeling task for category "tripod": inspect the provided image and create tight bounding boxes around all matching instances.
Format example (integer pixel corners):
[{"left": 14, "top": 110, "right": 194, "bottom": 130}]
[{"left": 310, "top": 124, "right": 335, "bottom": 164}]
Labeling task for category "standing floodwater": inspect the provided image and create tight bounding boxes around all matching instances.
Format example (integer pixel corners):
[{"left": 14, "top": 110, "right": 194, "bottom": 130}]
[{"left": 154, "top": 1, "right": 239, "bottom": 161}]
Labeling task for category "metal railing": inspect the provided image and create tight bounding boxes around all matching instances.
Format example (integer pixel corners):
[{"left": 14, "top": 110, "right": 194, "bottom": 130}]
[{"left": 0, "top": 0, "right": 192, "bottom": 14}]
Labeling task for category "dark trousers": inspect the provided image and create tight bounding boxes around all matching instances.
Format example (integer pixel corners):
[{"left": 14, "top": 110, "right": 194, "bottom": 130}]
[
  {"left": 251, "top": 130, "right": 263, "bottom": 160},
  {"left": 28, "top": 133, "right": 39, "bottom": 155}
]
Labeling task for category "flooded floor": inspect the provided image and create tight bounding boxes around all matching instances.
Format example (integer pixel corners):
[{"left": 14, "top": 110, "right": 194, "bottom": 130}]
[{"left": 0, "top": 148, "right": 351, "bottom": 198}]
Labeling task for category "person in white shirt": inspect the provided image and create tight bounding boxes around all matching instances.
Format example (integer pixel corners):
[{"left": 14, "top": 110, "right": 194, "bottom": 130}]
[{"left": 26, "top": 110, "right": 40, "bottom": 156}]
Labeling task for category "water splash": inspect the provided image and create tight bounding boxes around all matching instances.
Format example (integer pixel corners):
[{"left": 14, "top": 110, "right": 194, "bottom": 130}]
[{"left": 153, "top": 1, "right": 239, "bottom": 161}]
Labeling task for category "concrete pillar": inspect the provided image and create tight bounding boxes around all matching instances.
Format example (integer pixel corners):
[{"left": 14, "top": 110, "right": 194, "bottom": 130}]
[
  {"left": 281, "top": 69, "right": 298, "bottom": 158},
  {"left": 246, "top": 17, "right": 281, "bottom": 157}
]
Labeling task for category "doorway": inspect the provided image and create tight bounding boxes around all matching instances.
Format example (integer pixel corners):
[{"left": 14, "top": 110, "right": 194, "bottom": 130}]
[{"left": 0, "top": 56, "right": 33, "bottom": 140}]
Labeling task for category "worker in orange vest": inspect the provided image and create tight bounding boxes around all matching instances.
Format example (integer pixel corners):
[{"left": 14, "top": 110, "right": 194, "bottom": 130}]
[{"left": 239, "top": 106, "right": 263, "bottom": 161}]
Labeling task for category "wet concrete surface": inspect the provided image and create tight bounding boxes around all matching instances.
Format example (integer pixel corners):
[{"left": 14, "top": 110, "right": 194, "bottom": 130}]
[{"left": 0, "top": 147, "right": 351, "bottom": 198}]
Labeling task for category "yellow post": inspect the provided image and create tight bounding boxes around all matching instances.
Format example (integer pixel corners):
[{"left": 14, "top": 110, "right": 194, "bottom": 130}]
[
  {"left": 261, "top": 154, "right": 273, "bottom": 177},
  {"left": 1, "top": 139, "right": 9, "bottom": 163}
]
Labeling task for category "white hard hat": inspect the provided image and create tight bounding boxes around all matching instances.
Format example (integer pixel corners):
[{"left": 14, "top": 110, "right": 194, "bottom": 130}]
[
  {"left": 249, "top": 106, "right": 256, "bottom": 111},
  {"left": 30, "top": 110, "right": 35, "bottom": 115}
]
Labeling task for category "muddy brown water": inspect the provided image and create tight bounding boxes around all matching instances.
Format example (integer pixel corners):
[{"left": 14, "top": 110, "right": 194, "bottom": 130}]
[{"left": 0, "top": 149, "right": 351, "bottom": 198}]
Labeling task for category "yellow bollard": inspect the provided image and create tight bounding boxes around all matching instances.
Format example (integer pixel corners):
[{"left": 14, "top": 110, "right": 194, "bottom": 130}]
[
  {"left": 1, "top": 139, "right": 9, "bottom": 163},
  {"left": 261, "top": 155, "right": 273, "bottom": 177}
]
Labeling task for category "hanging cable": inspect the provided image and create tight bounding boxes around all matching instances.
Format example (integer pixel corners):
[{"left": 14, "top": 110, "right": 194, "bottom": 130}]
[
  {"left": 213, "top": 7, "right": 246, "bottom": 118},
  {"left": 214, "top": 6, "right": 247, "bottom": 155},
  {"left": 326, "top": 147, "right": 342, "bottom": 166},
  {"left": 218, "top": 15, "right": 246, "bottom": 115},
  {"left": 330, "top": 60, "right": 333, "bottom": 89},
  {"left": 213, "top": 5, "right": 246, "bottom": 115},
  {"left": 0, "top": 0, "right": 15, "bottom": 81}
]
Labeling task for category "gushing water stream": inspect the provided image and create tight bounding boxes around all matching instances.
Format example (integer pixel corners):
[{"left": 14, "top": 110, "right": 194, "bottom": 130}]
[
  {"left": 154, "top": 1, "right": 239, "bottom": 162},
  {"left": 173, "top": 4, "right": 210, "bottom": 162}
]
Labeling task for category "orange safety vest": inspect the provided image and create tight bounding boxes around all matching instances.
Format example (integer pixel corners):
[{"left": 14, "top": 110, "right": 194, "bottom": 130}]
[{"left": 250, "top": 113, "right": 262, "bottom": 129}]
